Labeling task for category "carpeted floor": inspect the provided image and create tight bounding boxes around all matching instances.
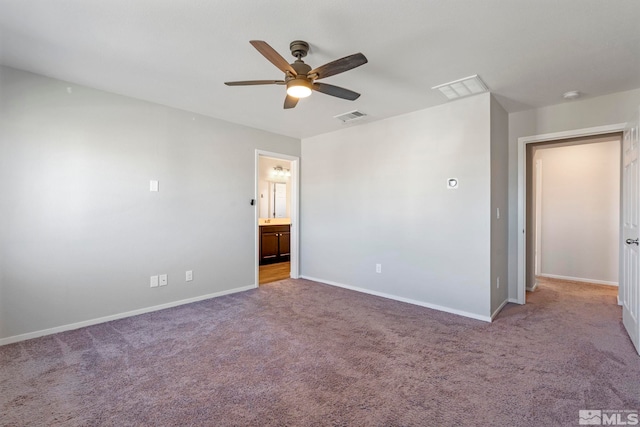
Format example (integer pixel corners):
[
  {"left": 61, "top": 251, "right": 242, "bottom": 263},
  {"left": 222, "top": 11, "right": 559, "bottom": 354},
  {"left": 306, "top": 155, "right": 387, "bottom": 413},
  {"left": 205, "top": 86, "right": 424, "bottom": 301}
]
[{"left": 1, "top": 277, "right": 639, "bottom": 426}]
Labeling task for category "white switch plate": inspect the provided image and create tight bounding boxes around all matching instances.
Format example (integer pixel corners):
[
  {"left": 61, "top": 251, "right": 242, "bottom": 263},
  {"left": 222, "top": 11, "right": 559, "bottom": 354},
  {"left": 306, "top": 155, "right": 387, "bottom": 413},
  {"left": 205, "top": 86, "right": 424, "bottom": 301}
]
[
  {"left": 186, "top": 270, "right": 193, "bottom": 282},
  {"left": 376, "top": 264, "right": 382, "bottom": 274},
  {"left": 159, "top": 274, "right": 168, "bottom": 286},
  {"left": 150, "top": 180, "right": 159, "bottom": 192},
  {"left": 150, "top": 275, "right": 159, "bottom": 288}
]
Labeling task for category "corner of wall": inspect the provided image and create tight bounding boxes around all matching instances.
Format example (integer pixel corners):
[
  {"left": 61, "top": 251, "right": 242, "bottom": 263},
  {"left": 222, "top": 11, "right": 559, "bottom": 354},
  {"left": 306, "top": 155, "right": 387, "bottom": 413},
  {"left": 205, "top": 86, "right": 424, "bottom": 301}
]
[{"left": 490, "top": 95, "right": 510, "bottom": 314}]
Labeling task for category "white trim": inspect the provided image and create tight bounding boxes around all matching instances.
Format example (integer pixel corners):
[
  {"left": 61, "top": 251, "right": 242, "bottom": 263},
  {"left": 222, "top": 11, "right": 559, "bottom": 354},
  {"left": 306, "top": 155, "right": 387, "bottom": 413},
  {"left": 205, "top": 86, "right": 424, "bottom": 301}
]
[
  {"left": 534, "top": 158, "right": 543, "bottom": 276},
  {"left": 255, "top": 150, "right": 300, "bottom": 283},
  {"left": 300, "top": 275, "right": 492, "bottom": 322},
  {"left": 517, "top": 123, "right": 627, "bottom": 305},
  {"left": 527, "top": 281, "right": 539, "bottom": 292},
  {"left": 508, "top": 298, "right": 520, "bottom": 304},
  {"left": 519, "top": 124, "right": 627, "bottom": 145},
  {"left": 491, "top": 299, "right": 509, "bottom": 320},
  {"left": 0, "top": 284, "right": 256, "bottom": 346},
  {"left": 537, "top": 273, "right": 618, "bottom": 287}
]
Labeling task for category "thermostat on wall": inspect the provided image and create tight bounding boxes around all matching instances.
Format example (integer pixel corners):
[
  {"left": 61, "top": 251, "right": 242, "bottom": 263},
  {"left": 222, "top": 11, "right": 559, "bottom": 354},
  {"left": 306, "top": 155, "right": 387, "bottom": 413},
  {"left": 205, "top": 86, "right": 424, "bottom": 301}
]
[{"left": 447, "top": 178, "right": 459, "bottom": 189}]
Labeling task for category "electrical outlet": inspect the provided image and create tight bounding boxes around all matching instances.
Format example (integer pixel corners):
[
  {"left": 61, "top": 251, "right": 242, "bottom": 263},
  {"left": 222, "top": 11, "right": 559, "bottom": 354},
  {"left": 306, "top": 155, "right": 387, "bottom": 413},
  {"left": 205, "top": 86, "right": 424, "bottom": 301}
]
[
  {"left": 186, "top": 270, "right": 193, "bottom": 282},
  {"left": 159, "top": 274, "right": 168, "bottom": 286},
  {"left": 376, "top": 264, "right": 382, "bottom": 274},
  {"left": 150, "top": 275, "right": 159, "bottom": 288}
]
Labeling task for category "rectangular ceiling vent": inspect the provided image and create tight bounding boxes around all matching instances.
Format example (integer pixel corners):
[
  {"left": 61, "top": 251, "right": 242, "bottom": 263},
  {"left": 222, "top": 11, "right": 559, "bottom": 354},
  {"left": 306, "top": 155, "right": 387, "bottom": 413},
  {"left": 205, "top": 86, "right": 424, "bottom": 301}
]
[
  {"left": 432, "top": 74, "right": 488, "bottom": 100},
  {"left": 334, "top": 110, "right": 367, "bottom": 123}
]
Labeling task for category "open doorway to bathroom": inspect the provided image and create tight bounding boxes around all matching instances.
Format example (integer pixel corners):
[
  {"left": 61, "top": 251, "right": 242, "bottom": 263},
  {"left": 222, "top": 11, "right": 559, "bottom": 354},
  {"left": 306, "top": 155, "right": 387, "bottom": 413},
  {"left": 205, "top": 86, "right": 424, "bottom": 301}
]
[{"left": 256, "top": 152, "right": 298, "bottom": 285}]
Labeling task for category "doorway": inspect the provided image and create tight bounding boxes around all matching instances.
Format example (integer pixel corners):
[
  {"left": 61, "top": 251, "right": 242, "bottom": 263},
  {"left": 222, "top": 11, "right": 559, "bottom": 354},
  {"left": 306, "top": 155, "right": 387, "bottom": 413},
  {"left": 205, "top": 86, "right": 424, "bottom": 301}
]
[
  {"left": 517, "top": 123, "right": 627, "bottom": 304},
  {"left": 255, "top": 150, "right": 299, "bottom": 286},
  {"left": 525, "top": 134, "right": 622, "bottom": 293}
]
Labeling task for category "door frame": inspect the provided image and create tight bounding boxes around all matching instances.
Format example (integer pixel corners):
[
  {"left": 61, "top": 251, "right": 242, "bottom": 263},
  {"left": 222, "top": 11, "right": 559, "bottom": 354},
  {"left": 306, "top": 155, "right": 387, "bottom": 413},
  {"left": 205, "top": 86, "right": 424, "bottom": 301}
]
[
  {"left": 255, "top": 150, "right": 300, "bottom": 285},
  {"left": 534, "top": 158, "right": 543, "bottom": 280},
  {"left": 516, "top": 123, "right": 627, "bottom": 304}
]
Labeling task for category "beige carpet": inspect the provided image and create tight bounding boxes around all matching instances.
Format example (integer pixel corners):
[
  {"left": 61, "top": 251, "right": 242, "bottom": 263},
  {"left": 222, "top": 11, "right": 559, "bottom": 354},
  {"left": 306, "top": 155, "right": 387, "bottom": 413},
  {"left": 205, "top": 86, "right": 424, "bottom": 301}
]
[{"left": 1, "top": 277, "right": 639, "bottom": 426}]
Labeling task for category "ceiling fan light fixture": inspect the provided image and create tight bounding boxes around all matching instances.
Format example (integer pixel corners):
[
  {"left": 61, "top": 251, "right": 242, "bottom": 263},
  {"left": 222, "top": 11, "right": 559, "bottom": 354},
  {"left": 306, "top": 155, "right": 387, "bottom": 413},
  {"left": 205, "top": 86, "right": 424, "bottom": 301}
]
[
  {"left": 225, "top": 40, "right": 366, "bottom": 108},
  {"left": 286, "top": 79, "right": 312, "bottom": 98}
]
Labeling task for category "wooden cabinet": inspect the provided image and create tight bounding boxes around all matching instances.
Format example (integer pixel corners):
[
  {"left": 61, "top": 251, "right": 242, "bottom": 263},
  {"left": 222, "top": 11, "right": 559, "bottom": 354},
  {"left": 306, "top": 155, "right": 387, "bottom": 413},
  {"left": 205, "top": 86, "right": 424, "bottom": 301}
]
[{"left": 260, "top": 225, "right": 290, "bottom": 265}]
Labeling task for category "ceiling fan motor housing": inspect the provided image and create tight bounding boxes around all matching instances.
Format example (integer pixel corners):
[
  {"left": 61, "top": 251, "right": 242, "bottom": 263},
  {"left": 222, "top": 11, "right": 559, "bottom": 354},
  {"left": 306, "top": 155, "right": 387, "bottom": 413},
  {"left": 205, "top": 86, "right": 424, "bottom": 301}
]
[
  {"left": 289, "top": 40, "right": 309, "bottom": 58},
  {"left": 289, "top": 61, "right": 312, "bottom": 79}
]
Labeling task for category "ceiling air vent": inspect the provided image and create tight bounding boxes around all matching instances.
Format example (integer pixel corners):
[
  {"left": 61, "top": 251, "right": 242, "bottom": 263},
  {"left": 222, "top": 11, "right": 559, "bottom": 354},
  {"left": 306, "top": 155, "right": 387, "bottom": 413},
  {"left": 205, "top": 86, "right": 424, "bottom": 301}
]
[
  {"left": 334, "top": 110, "right": 367, "bottom": 123},
  {"left": 432, "top": 75, "right": 488, "bottom": 100}
]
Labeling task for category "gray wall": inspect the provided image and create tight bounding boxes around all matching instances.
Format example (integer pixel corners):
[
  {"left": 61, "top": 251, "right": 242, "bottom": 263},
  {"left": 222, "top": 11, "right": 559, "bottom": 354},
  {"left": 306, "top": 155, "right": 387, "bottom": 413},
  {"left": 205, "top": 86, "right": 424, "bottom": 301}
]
[
  {"left": 300, "top": 94, "right": 493, "bottom": 319},
  {"left": 507, "top": 88, "right": 640, "bottom": 300},
  {"left": 490, "top": 96, "right": 509, "bottom": 314},
  {"left": 0, "top": 66, "right": 300, "bottom": 341}
]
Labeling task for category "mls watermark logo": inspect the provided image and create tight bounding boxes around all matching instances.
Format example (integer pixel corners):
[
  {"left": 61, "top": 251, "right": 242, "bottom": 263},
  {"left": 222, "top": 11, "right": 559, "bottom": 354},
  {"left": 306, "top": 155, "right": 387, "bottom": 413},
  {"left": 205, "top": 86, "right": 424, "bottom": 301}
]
[
  {"left": 579, "top": 409, "right": 639, "bottom": 425},
  {"left": 580, "top": 410, "right": 602, "bottom": 425}
]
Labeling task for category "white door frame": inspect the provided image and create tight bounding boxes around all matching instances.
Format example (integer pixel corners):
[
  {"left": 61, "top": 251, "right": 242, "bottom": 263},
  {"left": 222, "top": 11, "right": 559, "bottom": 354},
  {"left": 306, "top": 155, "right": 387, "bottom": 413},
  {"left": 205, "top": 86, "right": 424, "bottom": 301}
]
[
  {"left": 534, "top": 158, "right": 543, "bottom": 280},
  {"left": 517, "top": 123, "right": 627, "bottom": 304},
  {"left": 255, "top": 150, "right": 300, "bottom": 285}
]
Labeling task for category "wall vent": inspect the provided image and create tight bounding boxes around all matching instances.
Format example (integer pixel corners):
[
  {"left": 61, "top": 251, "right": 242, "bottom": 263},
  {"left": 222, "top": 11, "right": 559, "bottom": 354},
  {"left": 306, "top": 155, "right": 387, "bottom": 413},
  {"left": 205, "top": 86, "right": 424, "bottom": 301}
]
[
  {"left": 334, "top": 110, "right": 367, "bottom": 123},
  {"left": 432, "top": 75, "right": 488, "bottom": 100}
]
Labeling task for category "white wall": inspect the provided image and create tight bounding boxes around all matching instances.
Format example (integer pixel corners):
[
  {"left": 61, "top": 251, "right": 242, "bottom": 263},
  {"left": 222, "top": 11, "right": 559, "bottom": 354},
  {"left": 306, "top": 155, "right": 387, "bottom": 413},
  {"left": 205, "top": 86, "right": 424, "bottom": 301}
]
[
  {"left": 301, "top": 94, "right": 493, "bottom": 320},
  {"left": 533, "top": 138, "right": 620, "bottom": 284},
  {"left": 508, "top": 88, "right": 640, "bottom": 299},
  {"left": 0, "top": 66, "right": 300, "bottom": 341}
]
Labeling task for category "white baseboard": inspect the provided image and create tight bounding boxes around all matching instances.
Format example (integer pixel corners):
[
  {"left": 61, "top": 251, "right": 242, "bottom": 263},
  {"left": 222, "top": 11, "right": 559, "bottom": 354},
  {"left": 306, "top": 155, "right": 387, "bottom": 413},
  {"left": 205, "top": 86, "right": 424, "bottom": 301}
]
[
  {"left": 508, "top": 298, "right": 521, "bottom": 304},
  {"left": 537, "top": 273, "right": 618, "bottom": 287},
  {"left": 300, "top": 275, "right": 492, "bottom": 323},
  {"left": 491, "top": 299, "right": 509, "bottom": 321},
  {"left": 0, "top": 284, "right": 257, "bottom": 346},
  {"left": 526, "top": 281, "right": 539, "bottom": 292}
]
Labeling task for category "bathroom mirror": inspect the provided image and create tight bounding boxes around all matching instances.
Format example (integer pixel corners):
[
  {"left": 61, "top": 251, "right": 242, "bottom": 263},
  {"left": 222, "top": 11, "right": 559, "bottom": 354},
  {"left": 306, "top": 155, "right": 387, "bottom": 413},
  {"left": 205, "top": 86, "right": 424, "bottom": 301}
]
[{"left": 270, "top": 182, "right": 287, "bottom": 218}]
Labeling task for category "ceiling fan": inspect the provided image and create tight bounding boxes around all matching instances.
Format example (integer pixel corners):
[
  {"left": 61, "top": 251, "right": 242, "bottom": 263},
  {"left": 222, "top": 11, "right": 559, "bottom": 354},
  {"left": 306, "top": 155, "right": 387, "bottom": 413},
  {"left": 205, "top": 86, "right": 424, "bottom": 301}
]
[{"left": 224, "top": 40, "right": 368, "bottom": 109}]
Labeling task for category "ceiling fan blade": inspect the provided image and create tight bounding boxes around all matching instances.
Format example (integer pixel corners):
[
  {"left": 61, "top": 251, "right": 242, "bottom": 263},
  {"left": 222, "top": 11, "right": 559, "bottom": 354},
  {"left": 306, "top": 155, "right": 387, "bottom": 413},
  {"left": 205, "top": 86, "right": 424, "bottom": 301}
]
[
  {"left": 309, "top": 53, "right": 367, "bottom": 80},
  {"left": 250, "top": 40, "right": 297, "bottom": 76},
  {"left": 312, "top": 82, "right": 361, "bottom": 101},
  {"left": 224, "top": 80, "right": 285, "bottom": 86},
  {"left": 284, "top": 95, "right": 299, "bottom": 109}
]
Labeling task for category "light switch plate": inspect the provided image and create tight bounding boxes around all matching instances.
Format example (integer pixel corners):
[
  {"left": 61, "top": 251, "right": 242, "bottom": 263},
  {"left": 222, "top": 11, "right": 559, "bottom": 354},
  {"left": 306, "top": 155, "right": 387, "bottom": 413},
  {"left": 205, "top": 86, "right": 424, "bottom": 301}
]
[
  {"left": 186, "top": 270, "right": 193, "bottom": 282},
  {"left": 159, "top": 274, "right": 168, "bottom": 286},
  {"left": 150, "top": 275, "right": 159, "bottom": 288},
  {"left": 150, "top": 180, "right": 159, "bottom": 192}
]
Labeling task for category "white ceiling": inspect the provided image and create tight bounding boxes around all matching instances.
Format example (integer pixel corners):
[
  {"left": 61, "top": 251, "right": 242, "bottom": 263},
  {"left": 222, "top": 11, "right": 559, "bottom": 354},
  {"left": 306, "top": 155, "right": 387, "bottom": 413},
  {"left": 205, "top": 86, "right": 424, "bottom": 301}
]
[{"left": 1, "top": 0, "right": 639, "bottom": 139}]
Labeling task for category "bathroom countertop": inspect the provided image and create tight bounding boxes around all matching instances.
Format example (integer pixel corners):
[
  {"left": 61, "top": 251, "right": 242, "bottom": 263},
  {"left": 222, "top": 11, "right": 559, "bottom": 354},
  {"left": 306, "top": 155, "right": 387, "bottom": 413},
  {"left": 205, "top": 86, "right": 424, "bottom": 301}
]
[{"left": 258, "top": 218, "right": 291, "bottom": 226}]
